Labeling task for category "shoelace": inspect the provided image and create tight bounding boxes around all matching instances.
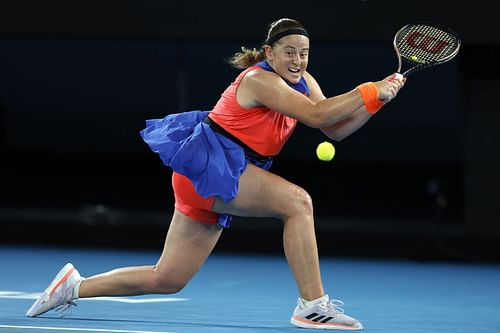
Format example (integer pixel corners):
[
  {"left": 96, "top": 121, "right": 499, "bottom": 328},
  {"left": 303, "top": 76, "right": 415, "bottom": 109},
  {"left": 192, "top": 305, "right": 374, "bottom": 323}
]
[
  {"left": 54, "top": 299, "right": 77, "bottom": 318},
  {"left": 318, "top": 299, "right": 345, "bottom": 315}
]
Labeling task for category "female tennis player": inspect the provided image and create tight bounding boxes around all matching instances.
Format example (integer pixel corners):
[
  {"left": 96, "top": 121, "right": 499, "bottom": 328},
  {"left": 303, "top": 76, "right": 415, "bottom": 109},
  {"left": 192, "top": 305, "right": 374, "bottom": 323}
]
[{"left": 26, "top": 18, "right": 405, "bottom": 330}]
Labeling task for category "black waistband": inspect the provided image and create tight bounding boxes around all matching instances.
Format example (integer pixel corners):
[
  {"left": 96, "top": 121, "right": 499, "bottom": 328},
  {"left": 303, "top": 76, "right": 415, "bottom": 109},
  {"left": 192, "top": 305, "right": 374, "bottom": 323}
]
[{"left": 203, "top": 117, "right": 273, "bottom": 163}]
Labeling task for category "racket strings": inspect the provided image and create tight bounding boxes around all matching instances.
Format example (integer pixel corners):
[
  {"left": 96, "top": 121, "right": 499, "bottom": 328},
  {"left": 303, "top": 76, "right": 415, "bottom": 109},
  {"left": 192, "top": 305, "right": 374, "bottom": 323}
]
[{"left": 396, "top": 25, "right": 459, "bottom": 64}]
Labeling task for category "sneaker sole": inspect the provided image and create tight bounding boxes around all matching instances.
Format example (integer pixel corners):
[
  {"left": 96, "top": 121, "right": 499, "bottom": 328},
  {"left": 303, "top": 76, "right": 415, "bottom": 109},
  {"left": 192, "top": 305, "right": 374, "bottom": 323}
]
[
  {"left": 291, "top": 316, "right": 363, "bottom": 330},
  {"left": 26, "top": 263, "right": 76, "bottom": 317}
]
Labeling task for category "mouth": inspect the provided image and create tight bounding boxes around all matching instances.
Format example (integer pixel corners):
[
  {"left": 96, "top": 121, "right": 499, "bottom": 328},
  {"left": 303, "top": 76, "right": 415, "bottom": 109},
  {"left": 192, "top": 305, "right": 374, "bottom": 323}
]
[{"left": 288, "top": 67, "right": 300, "bottom": 74}]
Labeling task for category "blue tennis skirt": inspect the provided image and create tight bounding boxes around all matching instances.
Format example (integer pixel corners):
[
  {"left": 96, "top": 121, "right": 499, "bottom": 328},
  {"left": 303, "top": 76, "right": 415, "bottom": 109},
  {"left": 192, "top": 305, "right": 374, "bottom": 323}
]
[{"left": 139, "top": 110, "right": 273, "bottom": 228}]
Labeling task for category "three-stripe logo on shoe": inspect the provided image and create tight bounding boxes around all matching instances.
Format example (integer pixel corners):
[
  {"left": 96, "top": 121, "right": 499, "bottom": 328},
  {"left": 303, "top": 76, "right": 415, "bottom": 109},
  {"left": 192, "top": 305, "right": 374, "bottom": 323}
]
[{"left": 305, "top": 313, "right": 334, "bottom": 323}]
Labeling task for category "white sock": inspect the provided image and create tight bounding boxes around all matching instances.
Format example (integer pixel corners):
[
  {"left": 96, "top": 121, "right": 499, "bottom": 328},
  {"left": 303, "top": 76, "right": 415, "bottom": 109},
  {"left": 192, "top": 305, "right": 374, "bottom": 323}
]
[
  {"left": 72, "top": 278, "right": 84, "bottom": 300},
  {"left": 301, "top": 294, "right": 329, "bottom": 309}
]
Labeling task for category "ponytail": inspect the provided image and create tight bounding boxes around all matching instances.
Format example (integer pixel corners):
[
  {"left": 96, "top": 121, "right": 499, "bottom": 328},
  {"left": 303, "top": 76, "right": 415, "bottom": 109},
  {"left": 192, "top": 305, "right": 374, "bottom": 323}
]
[{"left": 228, "top": 47, "right": 266, "bottom": 69}]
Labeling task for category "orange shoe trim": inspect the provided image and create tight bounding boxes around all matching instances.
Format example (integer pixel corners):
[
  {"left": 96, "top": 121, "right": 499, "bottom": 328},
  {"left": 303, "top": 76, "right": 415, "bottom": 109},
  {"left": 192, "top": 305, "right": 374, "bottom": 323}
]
[{"left": 49, "top": 267, "right": 75, "bottom": 297}]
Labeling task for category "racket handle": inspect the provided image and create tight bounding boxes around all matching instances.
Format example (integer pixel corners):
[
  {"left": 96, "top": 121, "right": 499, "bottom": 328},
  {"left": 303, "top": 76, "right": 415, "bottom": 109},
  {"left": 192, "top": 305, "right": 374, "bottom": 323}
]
[{"left": 388, "top": 73, "right": 404, "bottom": 82}]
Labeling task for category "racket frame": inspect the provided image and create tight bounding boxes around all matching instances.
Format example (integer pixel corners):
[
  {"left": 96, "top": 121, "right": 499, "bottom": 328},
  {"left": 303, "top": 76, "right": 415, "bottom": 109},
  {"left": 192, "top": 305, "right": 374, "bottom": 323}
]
[{"left": 393, "top": 22, "right": 461, "bottom": 77}]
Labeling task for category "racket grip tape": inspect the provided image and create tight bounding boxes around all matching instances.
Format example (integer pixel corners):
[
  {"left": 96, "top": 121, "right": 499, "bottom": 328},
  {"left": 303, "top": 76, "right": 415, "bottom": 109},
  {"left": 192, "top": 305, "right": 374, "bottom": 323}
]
[{"left": 394, "top": 73, "right": 404, "bottom": 80}]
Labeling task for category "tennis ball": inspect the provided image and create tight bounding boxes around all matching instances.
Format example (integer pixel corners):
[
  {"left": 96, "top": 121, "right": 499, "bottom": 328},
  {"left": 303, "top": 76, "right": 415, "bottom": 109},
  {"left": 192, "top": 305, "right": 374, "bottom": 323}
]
[
  {"left": 410, "top": 55, "right": 418, "bottom": 61},
  {"left": 316, "top": 141, "right": 335, "bottom": 161}
]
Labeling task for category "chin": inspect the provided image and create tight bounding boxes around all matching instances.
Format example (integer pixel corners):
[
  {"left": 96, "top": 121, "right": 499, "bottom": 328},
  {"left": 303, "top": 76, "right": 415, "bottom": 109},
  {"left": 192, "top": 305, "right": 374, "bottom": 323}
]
[
  {"left": 285, "top": 73, "right": 302, "bottom": 84},
  {"left": 287, "top": 77, "right": 301, "bottom": 84}
]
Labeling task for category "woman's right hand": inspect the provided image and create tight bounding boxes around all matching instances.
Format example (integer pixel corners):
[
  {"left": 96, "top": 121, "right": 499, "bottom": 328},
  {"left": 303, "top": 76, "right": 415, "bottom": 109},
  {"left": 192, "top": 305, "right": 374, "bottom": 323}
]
[{"left": 375, "top": 73, "right": 406, "bottom": 103}]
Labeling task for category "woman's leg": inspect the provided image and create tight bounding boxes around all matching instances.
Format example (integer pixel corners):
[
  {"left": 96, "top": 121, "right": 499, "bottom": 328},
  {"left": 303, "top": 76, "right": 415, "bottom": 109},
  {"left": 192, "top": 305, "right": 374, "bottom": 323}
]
[
  {"left": 81, "top": 163, "right": 323, "bottom": 300},
  {"left": 78, "top": 210, "right": 222, "bottom": 297},
  {"left": 213, "top": 164, "right": 324, "bottom": 301}
]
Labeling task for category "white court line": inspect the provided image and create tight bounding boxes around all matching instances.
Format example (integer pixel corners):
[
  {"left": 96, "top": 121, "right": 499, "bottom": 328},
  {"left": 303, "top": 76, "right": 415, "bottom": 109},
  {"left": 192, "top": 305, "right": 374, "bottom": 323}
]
[
  {"left": 0, "top": 324, "right": 176, "bottom": 333},
  {"left": 0, "top": 291, "right": 188, "bottom": 303},
  {"left": 81, "top": 297, "right": 188, "bottom": 304}
]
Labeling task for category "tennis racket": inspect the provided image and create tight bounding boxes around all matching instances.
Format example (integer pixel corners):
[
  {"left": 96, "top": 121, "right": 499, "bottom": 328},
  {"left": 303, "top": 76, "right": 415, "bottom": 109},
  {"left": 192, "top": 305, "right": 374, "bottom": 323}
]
[{"left": 393, "top": 22, "right": 461, "bottom": 79}]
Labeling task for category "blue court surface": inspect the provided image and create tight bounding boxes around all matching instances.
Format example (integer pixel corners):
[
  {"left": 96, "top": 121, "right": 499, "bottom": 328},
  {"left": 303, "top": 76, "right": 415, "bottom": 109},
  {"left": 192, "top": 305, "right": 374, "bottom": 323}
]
[{"left": 1, "top": 245, "right": 499, "bottom": 333}]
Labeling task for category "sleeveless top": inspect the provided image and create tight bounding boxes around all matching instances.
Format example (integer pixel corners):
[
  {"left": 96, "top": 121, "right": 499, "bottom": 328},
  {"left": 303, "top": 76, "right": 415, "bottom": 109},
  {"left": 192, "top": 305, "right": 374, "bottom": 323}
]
[
  {"left": 139, "top": 61, "right": 310, "bottom": 228},
  {"left": 208, "top": 61, "right": 310, "bottom": 156}
]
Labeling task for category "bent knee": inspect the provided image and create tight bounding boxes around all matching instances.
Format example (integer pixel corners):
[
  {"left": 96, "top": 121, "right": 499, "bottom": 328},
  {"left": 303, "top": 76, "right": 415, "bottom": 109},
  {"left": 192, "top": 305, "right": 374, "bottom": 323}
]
[
  {"left": 151, "top": 273, "right": 188, "bottom": 294},
  {"left": 280, "top": 185, "right": 314, "bottom": 220}
]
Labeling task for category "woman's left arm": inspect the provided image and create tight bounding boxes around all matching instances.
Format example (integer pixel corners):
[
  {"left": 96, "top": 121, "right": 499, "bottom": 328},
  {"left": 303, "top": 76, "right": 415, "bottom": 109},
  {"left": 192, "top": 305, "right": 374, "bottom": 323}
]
[{"left": 304, "top": 72, "right": 374, "bottom": 142}]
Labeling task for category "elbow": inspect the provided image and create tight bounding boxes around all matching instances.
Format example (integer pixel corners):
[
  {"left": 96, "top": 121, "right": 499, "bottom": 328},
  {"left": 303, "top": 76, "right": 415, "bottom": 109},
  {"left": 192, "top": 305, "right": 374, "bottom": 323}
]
[
  {"left": 304, "top": 112, "right": 331, "bottom": 129},
  {"left": 335, "top": 135, "right": 348, "bottom": 142},
  {"left": 320, "top": 128, "right": 347, "bottom": 142},
  {"left": 328, "top": 133, "right": 347, "bottom": 142},
  {"left": 298, "top": 103, "right": 332, "bottom": 128},
  {"left": 306, "top": 106, "right": 349, "bottom": 129},
  {"left": 306, "top": 120, "right": 324, "bottom": 129}
]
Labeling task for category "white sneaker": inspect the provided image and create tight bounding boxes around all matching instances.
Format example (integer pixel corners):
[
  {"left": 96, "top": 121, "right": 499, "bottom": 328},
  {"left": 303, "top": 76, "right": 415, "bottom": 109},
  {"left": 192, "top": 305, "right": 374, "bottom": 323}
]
[
  {"left": 26, "top": 263, "right": 82, "bottom": 317},
  {"left": 290, "top": 295, "right": 363, "bottom": 330}
]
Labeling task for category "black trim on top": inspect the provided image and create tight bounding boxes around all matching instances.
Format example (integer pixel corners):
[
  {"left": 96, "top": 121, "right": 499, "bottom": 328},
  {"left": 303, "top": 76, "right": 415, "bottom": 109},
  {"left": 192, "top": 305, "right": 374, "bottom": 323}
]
[{"left": 203, "top": 116, "right": 273, "bottom": 163}]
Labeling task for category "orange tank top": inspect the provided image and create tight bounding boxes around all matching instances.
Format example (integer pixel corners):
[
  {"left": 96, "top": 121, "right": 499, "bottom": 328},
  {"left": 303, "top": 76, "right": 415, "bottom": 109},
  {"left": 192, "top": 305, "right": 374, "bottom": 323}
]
[{"left": 208, "top": 66, "right": 301, "bottom": 157}]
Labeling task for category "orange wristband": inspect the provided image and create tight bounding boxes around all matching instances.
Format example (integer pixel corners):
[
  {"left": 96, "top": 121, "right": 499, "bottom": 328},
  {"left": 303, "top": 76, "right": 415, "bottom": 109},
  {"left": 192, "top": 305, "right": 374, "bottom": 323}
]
[{"left": 357, "top": 82, "right": 384, "bottom": 114}]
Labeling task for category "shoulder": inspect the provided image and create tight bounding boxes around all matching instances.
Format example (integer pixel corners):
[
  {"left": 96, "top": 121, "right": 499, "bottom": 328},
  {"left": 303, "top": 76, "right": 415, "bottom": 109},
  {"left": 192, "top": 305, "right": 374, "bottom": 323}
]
[
  {"left": 303, "top": 71, "right": 326, "bottom": 102},
  {"left": 236, "top": 67, "right": 288, "bottom": 108},
  {"left": 241, "top": 67, "right": 289, "bottom": 92},
  {"left": 303, "top": 71, "right": 319, "bottom": 87},
  {"left": 243, "top": 66, "right": 279, "bottom": 81}
]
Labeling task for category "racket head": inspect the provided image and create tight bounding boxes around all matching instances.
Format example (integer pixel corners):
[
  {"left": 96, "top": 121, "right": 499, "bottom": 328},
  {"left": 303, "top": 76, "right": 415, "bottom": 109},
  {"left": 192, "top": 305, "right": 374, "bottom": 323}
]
[{"left": 393, "top": 22, "right": 461, "bottom": 77}]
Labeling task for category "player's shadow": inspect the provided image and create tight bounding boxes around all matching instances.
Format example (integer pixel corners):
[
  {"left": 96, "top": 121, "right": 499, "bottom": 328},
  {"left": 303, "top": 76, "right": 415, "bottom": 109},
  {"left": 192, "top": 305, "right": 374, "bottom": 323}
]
[{"left": 39, "top": 316, "right": 294, "bottom": 331}]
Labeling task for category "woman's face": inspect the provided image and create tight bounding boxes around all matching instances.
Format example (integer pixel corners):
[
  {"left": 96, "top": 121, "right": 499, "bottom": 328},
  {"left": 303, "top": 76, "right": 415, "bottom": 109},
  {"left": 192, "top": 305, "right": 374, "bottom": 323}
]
[{"left": 266, "top": 34, "right": 310, "bottom": 84}]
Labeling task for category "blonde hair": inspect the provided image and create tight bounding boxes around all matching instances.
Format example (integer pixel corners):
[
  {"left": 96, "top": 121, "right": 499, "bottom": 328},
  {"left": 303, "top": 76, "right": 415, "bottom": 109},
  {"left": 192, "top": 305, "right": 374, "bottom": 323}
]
[
  {"left": 228, "top": 47, "right": 266, "bottom": 69},
  {"left": 228, "top": 18, "right": 307, "bottom": 69}
]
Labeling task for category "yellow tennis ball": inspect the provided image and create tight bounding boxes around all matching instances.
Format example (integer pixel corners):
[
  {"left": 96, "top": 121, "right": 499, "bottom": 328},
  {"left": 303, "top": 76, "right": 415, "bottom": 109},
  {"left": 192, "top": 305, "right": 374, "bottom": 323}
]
[
  {"left": 316, "top": 141, "right": 335, "bottom": 161},
  {"left": 410, "top": 55, "right": 418, "bottom": 61}
]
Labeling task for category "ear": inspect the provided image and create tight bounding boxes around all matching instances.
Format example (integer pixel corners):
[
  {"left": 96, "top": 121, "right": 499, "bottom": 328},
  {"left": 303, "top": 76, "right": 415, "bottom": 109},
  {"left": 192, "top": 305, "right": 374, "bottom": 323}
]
[{"left": 263, "top": 45, "right": 273, "bottom": 60}]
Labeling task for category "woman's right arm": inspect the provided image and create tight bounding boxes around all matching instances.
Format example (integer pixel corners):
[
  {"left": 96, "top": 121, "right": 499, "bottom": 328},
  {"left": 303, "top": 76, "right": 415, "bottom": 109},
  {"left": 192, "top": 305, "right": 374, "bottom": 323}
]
[{"left": 240, "top": 69, "right": 404, "bottom": 129}]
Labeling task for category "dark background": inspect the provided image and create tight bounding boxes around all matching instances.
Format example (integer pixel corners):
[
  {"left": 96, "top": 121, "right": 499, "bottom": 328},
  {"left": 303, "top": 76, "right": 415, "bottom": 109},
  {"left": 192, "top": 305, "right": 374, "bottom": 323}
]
[{"left": 1, "top": 0, "right": 499, "bottom": 262}]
